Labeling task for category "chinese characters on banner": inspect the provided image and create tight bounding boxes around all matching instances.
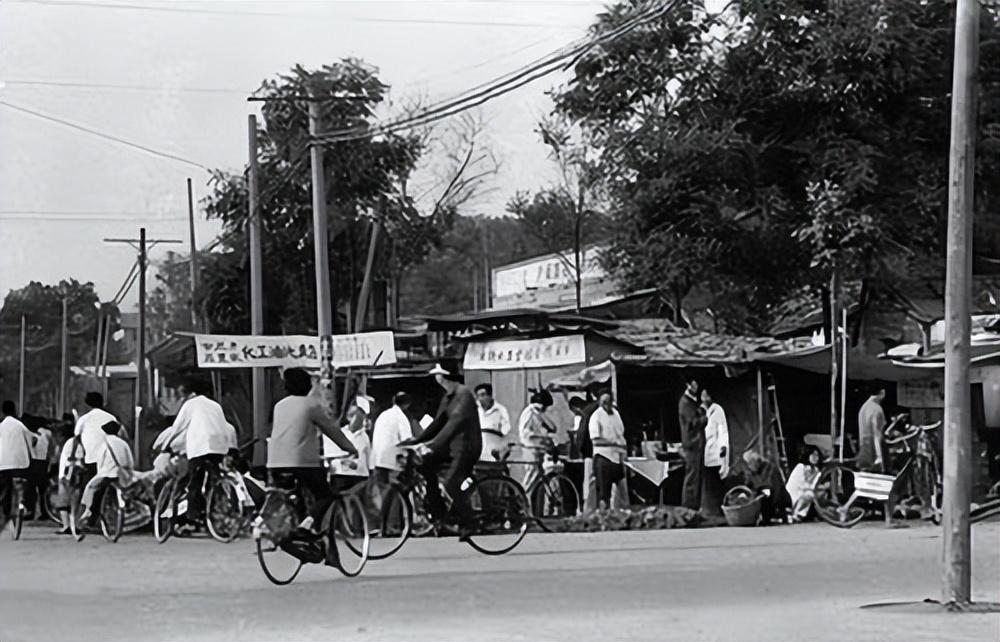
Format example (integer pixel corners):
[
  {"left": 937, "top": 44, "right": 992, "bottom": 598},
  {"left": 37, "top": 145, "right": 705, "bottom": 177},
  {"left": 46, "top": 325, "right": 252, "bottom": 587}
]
[
  {"left": 463, "top": 334, "right": 587, "bottom": 371},
  {"left": 194, "top": 332, "right": 396, "bottom": 369}
]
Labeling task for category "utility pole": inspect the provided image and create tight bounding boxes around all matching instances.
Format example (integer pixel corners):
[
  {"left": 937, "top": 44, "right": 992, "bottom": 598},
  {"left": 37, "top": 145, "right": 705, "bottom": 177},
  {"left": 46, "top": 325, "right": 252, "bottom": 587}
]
[
  {"left": 18, "top": 314, "right": 26, "bottom": 413},
  {"left": 58, "top": 297, "right": 68, "bottom": 417},
  {"left": 187, "top": 178, "right": 200, "bottom": 331},
  {"left": 308, "top": 100, "right": 337, "bottom": 415},
  {"left": 942, "top": 0, "right": 979, "bottom": 606},
  {"left": 829, "top": 269, "right": 840, "bottom": 451},
  {"left": 105, "top": 231, "right": 182, "bottom": 460},
  {"left": 354, "top": 216, "right": 381, "bottom": 332},
  {"left": 248, "top": 114, "right": 268, "bottom": 468}
]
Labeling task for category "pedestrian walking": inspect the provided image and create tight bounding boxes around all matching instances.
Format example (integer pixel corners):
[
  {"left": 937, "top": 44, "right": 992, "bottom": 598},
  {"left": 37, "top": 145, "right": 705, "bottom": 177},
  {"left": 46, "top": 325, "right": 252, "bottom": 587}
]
[
  {"left": 678, "top": 377, "right": 707, "bottom": 512},
  {"left": 370, "top": 392, "right": 414, "bottom": 509},
  {"left": 23, "top": 416, "right": 53, "bottom": 520},
  {"left": 700, "top": 389, "right": 729, "bottom": 518},
  {"left": 518, "top": 390, "right": 556, "bottom": 491}
]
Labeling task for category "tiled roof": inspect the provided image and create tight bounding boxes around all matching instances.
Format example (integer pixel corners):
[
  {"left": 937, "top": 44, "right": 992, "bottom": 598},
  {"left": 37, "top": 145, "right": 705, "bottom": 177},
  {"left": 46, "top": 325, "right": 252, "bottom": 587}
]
[{"left": 609, "top": 319, "right": 815, "bottom": 364}]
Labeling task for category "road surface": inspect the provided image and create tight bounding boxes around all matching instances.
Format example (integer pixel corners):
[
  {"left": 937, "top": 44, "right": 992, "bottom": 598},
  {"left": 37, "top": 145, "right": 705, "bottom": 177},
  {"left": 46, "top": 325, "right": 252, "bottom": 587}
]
[{"left": 1, "top": 520, "right": 998, "bottom": 641}]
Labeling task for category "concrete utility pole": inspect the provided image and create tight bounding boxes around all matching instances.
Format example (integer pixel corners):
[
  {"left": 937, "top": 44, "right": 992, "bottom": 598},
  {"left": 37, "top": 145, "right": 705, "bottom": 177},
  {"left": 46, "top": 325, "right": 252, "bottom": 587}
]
[
  {"left": 308, "top": 99, "right": 337, "bottom": 415},
  {"left": 248, "top": 114, "right": 268, "bottom": 467},
  {"left": 58, "top": 297, "right": 67, "bottom": 417},
  {"left": 18, "top": 314, "right": 26, "bottom": 413},
  {"left": 105, "top": 230, "right": 182, "bottom": 460},
  {"left": 942, "top": 0, "right": 979, "bottom": 606},
  {"left": 187, "top": 178, "right": 200, "bottom": 331}
]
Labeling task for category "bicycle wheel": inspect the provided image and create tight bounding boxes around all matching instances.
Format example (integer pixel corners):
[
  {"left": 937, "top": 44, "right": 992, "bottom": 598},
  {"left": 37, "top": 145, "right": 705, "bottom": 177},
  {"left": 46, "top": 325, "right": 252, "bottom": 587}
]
[
  {"left": 367, "top": 484, "right": 412, "bottom": 561},
  {"left": 813, "top": 464, "right": 866, "bottom": 528},
  {"left": 530, "top": 473, "right": 579, "bottom": 533},
  {"left": 206, "top": 476, "right": 245, "bottom": 543},
  {"left": 253, "top": 490, "right": 306, "bottom": 585},
  {"left": 100, "top": 485, "right": 125, "bottom": 543},
  {"left": 325, "top": 495, "right": 370, "bottom": 577},
  {"left": 153, "top": 478, "right": 177, "bottom": 543},
  {"left": 465, "top": 476, "right": 530, "bottom": 556},
  {"left": 9, "top": 483, "right": 24, "bottom": 541}
]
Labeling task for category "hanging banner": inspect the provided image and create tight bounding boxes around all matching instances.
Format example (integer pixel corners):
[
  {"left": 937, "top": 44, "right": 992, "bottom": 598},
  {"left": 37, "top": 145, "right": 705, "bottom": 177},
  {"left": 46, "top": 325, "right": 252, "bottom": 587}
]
[
  {"left": 463, "top": 334, "right": 586, "bottom": 371},
  {"left": 194, "top": 332, "right": 396, "bottom": 369}
]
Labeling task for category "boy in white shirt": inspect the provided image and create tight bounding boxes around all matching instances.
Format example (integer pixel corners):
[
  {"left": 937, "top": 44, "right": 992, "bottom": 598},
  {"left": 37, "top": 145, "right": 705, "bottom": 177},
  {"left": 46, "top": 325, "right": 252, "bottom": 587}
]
[
  {"left": 80, "top": 420, "right": 134, "bottom": 527},
  {"left": 325, "top": 404, "right": 372, "bottom": 490}
]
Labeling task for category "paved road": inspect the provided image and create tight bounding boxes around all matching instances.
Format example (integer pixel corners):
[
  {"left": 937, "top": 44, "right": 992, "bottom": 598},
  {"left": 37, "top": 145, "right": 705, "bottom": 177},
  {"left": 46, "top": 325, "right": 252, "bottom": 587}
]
[{"left": 1, "top": 520, "right": 998, "bottom": 642}]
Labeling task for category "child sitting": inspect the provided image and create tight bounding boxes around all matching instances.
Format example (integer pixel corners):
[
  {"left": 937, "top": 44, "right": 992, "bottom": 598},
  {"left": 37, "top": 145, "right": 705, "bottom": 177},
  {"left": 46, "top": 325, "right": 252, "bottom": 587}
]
[
  {"left": 324, "top": 404, "right": 372, "bottom": 494},
  {"left": 79, "top": 420, "right": 134, "bottom": 527}
]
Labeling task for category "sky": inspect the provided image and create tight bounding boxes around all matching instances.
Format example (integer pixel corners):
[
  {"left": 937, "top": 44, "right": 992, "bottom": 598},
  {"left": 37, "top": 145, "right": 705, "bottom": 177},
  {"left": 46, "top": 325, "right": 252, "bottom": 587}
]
[{"left": 0, "top": 0, "right": 609, "bottom": 310}]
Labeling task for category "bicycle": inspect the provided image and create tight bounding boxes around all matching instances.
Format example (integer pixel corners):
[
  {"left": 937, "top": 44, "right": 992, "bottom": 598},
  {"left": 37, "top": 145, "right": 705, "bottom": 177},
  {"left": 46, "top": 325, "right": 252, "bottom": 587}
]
[
  {"left": 364, "top": 446, "right": 530, "bottom": 561},
  {"left": 3, "top": 476, "right": 27, "bottom": 541},
  {"left": 812, "top": 416, "right": 941, "bottom": 528},
  {"left": 153, "top": 460, "right": 247, "bottom": 544},
  {"left": 522, "top": 448, "right": 580, "bottom": 532},
  {"left": 252, "top": 470, "right": 371, "bottom": 586}
]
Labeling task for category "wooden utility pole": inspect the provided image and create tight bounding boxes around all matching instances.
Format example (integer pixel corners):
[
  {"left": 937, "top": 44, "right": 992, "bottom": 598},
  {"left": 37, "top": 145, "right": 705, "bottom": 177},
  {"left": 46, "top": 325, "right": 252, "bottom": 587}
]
[
  {"left": 354, "top": 216, "right": 381, "bottom": 332},
  {"left": 187, "top": 178, "right": 200, "bottom": 331},
  {"left": 18, "top": 314, "right": 26, "bottom": 413},
  {"left": 308, "top": 100, "right": 337, "bottom": 415},
  {"left": 942, "top": 0, "right": 979, "bottom": 606},
  {"left": 105, "top": 231, "right": 182, "bottom": 459},
  {"left": 58, "top": 297, "right": 68, "bottom": 416},
  {"left": 829, "top": 269, "right": 840, "bottom": 450},
  {"left": 248, "top": 114, "right": 268, "bottom": 468}
]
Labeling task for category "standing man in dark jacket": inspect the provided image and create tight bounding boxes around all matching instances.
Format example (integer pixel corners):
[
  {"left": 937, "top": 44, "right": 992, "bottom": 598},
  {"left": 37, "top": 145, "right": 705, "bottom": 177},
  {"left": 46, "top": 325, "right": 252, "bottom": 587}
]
[
  {"left": 678, "top": 376, "right": 707, "bottom": 512},
  {"left": 402, "top": 363, "right": 482, "bottom": 536}
]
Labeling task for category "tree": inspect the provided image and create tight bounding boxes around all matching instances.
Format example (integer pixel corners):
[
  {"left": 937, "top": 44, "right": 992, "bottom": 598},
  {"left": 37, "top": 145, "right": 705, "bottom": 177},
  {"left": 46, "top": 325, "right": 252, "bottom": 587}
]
[
  {"left": 194, "top": 60, "right": 494, "bottom": 335},
  {"left": 0, "top": 280, "right": 120, "bottom": 415},
  {"left": 507, "top": 118, "right": 607, "bottom": 312},
  {"left": 553, "top": 0, "right": 1000, "bottom": 333}
]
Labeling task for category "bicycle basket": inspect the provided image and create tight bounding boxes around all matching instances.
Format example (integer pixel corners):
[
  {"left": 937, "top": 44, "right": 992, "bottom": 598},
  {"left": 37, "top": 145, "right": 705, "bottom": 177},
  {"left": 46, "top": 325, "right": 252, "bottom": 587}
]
[{"left": 257, "top": 491, "right": 297, "bottom": 543}]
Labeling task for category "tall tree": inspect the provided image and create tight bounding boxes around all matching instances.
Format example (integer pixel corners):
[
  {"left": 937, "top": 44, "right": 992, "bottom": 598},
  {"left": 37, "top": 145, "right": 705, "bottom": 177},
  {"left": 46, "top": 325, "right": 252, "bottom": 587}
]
[
  {"left": 553, "top": 0, "right": 1000, "bottom": 333},
  {"left": 507, "top": 118, "right": 607, "bottom": 312}
]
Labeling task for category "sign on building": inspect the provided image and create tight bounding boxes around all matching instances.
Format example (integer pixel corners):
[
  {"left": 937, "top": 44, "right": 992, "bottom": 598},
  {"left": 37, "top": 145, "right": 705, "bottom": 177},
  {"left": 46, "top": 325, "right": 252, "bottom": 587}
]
[
  {"left": 492, "top": 246, "right": 605, "bottom": 301},
  {"left": 194, "top": 332, "right": 396, "bottom": 369},
  {"left": 463, "top": 334, "right": 587, "bottom": 371}
]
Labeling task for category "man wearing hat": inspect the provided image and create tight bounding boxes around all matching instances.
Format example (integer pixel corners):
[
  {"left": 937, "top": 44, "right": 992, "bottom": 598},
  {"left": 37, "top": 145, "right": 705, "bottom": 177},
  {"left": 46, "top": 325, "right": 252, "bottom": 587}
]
[{"left": 401, "top": 362, "right": 482, "bottom": 537}]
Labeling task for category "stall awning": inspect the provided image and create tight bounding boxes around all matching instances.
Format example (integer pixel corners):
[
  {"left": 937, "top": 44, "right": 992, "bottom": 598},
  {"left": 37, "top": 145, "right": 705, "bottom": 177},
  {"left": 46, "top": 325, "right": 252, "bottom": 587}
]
[
  {"left": 754, "top": 345, "right": 926, "bottom": 381},
  {"left": 546, "top": 360, "right": 615, "bottom": 391}
]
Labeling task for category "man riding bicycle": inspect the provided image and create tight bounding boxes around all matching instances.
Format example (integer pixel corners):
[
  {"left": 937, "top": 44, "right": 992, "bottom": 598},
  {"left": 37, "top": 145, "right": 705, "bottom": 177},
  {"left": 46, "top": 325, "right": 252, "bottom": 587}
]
[
  {"left": 400, "top": 362, "right": 482, "bottom": 539},
  {"left": 266, "top": 368, "right": 357, "bottom": 537}
]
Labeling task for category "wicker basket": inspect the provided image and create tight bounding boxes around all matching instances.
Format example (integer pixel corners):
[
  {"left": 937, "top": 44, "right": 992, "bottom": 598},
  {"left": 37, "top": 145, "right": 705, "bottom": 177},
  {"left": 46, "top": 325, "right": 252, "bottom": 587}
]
[{"left": 722, "top": 486, "right": 762, "bottom": 527}]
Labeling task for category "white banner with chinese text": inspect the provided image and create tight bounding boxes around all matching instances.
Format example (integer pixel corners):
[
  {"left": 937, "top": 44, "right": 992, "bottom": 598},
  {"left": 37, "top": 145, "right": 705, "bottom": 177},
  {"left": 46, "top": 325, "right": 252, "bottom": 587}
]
[
  {"left": 463, "top": 334, "right": 586, "bottom": 371},
  {"left": 194, "top": 332, "right": 396, "bottom": 369}
]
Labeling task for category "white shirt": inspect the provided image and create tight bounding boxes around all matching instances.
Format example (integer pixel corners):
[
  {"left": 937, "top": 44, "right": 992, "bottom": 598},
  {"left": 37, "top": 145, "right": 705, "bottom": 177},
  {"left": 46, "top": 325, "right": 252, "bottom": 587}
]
[
  {"left": 96, "top": 434, "right": 134, "bottom": 479},
  {"left": 75, "top": 407, "right": 118, "bottom": 464},
  {"left": 704, "top": 403, "right": 729, "bottom": 468},
  {"left": 371, "top": 405, "right": 413, "bottom": 471},
  {"left": 478, "top": 402, "right": 512, "bottom": 462},
  {"left": 588, "top": 406, "right": 626, "bottom": 463},
  {"left": 58, "top": 439, "right": 76, "bottom": 479},
  {"left": 325, "top": 429, "right": 371, "bottom": 477},
  {"left": 0, "top": 416, "right": 35, "bottom": 471},
  {"left": 174, "top": 395, "right": 233, "bottom": 459},
  {"left": 31, "top": 428, "right": 52, "bottom": 461}
]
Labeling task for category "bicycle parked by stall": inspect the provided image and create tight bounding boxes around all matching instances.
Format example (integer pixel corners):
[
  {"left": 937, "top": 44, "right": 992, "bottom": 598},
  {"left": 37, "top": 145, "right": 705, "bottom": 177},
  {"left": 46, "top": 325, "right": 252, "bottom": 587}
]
[
  {"left": 813, "top": 415, "right": 942, "bottom": 528},
  {"left": 360, "top": 446, "right": 531, "bottom": 562}
]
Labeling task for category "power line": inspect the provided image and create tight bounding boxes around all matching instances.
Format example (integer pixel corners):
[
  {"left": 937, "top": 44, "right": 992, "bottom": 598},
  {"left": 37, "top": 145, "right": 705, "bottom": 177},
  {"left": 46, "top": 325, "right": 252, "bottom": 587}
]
[
  {"left": 0, "top": 100, "right": 209, "bottom": 169},
  {"left": 0, "top": 210, "right": 187, "bottom": 221},
  {"left": 1, "top": 79, "right": 248, "bottom": 94},
  {"left": 313, "top": 1, "right": 674, "bottom": 143},
  {"left": 7, "top": 0, "right": 581, "bottom": 27}
]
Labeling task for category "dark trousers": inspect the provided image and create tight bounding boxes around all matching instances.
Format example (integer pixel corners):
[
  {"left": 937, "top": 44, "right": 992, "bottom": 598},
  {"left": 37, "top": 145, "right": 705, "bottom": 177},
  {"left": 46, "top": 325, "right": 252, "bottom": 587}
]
[
  {"left": 594, "top": 455, "right": 625, "bottom": 508},
  {"left": 268, "top": 467, "right": 334, "bottom": 524},
  {"left": 187, "top": 454, "right": 224, "bottom": 521},
  {"left": 701, "top": 465, "right": 724, "bottom": 517},
  {"left": 681, "top": 446, "right": 704, "bottom": 511},
  {"left": 22, "top": 460, "right": 51, "bottom": 519},
  {"left": 418, "top": 448, "right": 478, "bottom": 528},
  {"left": 0, "top": 468, "right": 30, "bottom": 518}
]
